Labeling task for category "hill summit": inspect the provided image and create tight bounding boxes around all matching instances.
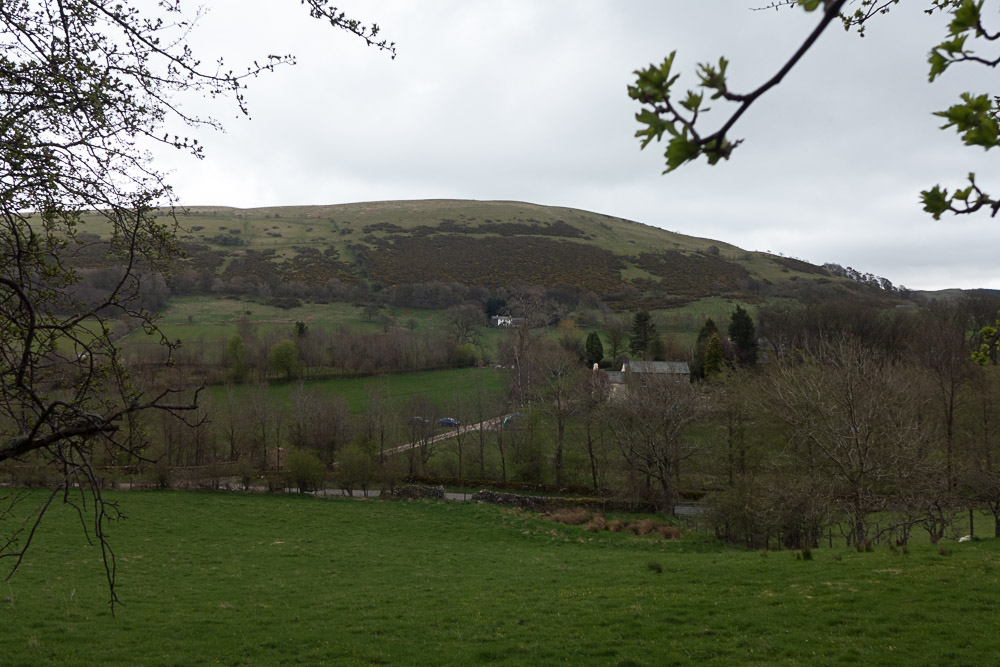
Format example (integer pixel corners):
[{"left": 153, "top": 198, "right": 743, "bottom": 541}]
[{"left": 75, "top": 199, "right": 896, "bottom": 309}]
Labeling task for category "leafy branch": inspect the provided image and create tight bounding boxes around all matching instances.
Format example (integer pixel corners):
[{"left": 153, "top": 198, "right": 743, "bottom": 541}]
[
  {"left": 631, "top": 0, "right": 1000, "bottom": 221},
  {"left": 628, "top": 0, "right": 848, "bottom": 172}
]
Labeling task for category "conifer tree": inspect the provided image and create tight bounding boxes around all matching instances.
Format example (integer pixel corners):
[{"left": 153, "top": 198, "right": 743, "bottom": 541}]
[
  {"left": 629, "top": 312, "right": 657, "bottom": 358},
  {"left": 704, "top": 333, "right": 724, "bottom": 380},
  {"left": 729, "top": 306, "right": 758, "bottom": 366},
  {"left": 585, "top": 332, "right": 605, "bottom": 367}
]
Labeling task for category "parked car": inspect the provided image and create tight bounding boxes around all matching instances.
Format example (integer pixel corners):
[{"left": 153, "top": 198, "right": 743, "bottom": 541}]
[
  {"left": 408, "top": 416, "right": 430, "bottom": 426},
  {"left": 438, "top": 417, "right": 460, "bottom": 427}
]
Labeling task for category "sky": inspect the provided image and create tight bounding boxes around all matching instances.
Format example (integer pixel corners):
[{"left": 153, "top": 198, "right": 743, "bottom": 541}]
[{"left": 149, "top": 1, "right": 1000, "bottom": 292}]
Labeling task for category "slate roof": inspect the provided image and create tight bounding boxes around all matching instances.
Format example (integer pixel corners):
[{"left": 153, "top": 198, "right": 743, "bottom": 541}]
[{"left": 622, "top": 361, "right": 690, "bottom": 375}]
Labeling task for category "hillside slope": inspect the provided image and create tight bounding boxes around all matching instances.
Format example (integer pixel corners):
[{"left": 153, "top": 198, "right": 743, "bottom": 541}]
[{"left": 73, "top": 199, "right": 887, "bottom": 309}]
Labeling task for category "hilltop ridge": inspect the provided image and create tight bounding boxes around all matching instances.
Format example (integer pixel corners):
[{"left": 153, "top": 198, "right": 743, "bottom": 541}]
[{"left": 72, "top": 199, "right": 908, "bottom": 310}]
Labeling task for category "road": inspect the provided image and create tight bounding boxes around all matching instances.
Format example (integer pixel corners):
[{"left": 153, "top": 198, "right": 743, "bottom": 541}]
[{"left": 382, "top": 416, "right": 505, "bottom": 457}]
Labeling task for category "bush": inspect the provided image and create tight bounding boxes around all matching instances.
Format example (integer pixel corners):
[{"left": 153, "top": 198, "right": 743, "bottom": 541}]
[
  {"left": 659, "top": 524, "right": 682, "bottom": 540},
  {"left": 547, "top": 507, "right": 591, "bottom": 526},
  {"left": 154, "top": 457, "right": 172, "bottom": 489},
  {"left": 585, "top": 515, "right": 607, "bottom": 532},
  {"left": 283, "top": 449, "right": 326, "bottom": 493},
  {"left": 629, "top": 519, "right": 657, "bottom": 536},
  {"left": 335, "top": 443, "right": 378, "bottom": 496},
  {"left": 627, "top": 518, "right": 681, "bottom": 540}
]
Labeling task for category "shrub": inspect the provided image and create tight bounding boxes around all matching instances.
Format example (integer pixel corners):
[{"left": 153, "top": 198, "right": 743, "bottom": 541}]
[
  {"left": 154, "top": 457, "right": 172, "bottom": 489},
  {"left": 659, "top": 524, "right": 682, "bottom": 540},
  {"left": 627, "top": 520, "right": 650, "bottom": 536},
  {"left": 585, "top": 515, "right": 607, "bottom": 532},
  {"left": 607, "top": 520, "right": 626, "bottom": 532},
  {"left": 283, "top": 449, "right": 326, "bottom": 493},
  {"left": 548, "top": 507, "right": 591, "bottom": 526},
  {"left": 623, "top": 519, "right": 682, "bottom": 539},
  {"left": 265, "top": 296, "right": 302, "bottom": 310},
  {"left": 335, "top": 443, "right": 378, "bottom": 496}
]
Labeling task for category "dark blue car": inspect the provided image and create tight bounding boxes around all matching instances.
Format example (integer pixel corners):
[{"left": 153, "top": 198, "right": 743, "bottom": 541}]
[{"left": 438, "top": 417, "right": 460, "bottom": 427}]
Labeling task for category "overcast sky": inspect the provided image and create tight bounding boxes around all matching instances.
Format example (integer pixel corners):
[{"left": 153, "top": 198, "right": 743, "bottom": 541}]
[{"left": 150, "top": 1, "right": 1000, "bottom": 292}]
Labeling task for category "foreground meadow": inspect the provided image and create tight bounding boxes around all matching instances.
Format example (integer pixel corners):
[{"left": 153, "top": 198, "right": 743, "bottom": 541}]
[{"left": 2, "top": 492, "right": 998, "bottom": 666}]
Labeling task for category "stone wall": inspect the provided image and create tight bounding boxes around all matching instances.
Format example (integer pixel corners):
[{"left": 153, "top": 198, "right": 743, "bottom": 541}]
[{"left": 388, "top": 484, "right": 445, "bottom": 500}]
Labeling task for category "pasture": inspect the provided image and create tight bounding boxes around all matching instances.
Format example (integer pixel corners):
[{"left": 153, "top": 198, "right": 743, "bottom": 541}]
[
  {"left": 206, "top": 366, "right": 505, "bottom": 414},
  {"left": 3, "top": 491, "right": 999, "bottom": 666},
  {"left": 132, "top": 297, "right": 455, "bottom": 343}
]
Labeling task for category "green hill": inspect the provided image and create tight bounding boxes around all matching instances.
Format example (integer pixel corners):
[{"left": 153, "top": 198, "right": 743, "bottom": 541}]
[{"left": 73, "top": 199, "right": 884, "bottom": 312}]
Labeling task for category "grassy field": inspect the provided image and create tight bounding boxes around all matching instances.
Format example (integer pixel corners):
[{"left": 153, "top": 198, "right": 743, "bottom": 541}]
[
  {"left": 207, "top": 366, "right": 506, "bottom": 414},
  {"left": 3, "top": 491, "right": 999, "bottom": 666},
  {"left": 133, "top": 297, "right": 457, "bottom": 344}
]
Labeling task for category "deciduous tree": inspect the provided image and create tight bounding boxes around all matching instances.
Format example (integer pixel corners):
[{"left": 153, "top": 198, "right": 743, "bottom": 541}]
[
  {"left": 1, "top": 0, "right": 391, "bottom": 601},
  {"left": 604, "top": 314, "right": 629, "bottom": 366},
  {"left": 607, "top": 373, "right": 700, "bottom": 512},
  {"left": 268, "top": 340, "right": 303, "bottom": 381},
  {"left": 765, "top": 340, "right": 932, "bottom": 548}
]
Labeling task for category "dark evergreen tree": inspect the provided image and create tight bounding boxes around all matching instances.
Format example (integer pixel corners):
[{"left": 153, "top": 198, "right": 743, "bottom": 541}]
[
  {"left": 704, "top": 333, "right": 724, "bottom": 379},
  {"left": 691, "top": 317, "right": 720, "bottom": 378},
  {"left": 585, "top": 332, "right": 605, "bottom": 367},
  {"left": 629, "top": 311, "right": 657, "bottom": 358},
  {"left": 697, "top": 317, "right": 719, "bottom": 344},
  {"left": 729, "top": 306, "right": 758, "bottom": 366},
  {"left": 649, "top": 335, "right": 667, "bottom": 362},
  {"left": 484, "top": 296, "right": 507, "bottom": 317}
]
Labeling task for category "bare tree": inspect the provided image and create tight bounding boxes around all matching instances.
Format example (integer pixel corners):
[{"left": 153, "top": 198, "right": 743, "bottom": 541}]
[
  {"left": 289, "top": 383, "right": 351, "bottom": 467},
  {"left": 446, "top": 304, "right": 485, "bottom": 346},
  {"left": 469, "top": 372, "right": 501, "bottom": 479},
  {"left": 913, "top": 303, "right": 976, "bottom": 490},
  {"left": 364, "top": 378, "right": 393, "bottom": 465},
  {"left": 501, "top": 286, "right": 560, "bottom": 406},
  {"left": 248, "top": 384, "right": 284, "bottom": 471},
  {"left": 710, "top": 367, "right": 759, "bottom": 487},
  {"left": 607, "top": 373, "right": 700, "bottom": 513},
  {"left": 579, "top": 369, "right": 612, "bottom": 490},
  {"left": 765, "top": 341, "right": 933, "bottom": 548},
  {"left": 533, "top": 344, "right": 585, "bottom": 487},
  {"left": 603, "top": 314, "right": 629, "bottom": 367},
  {"left": 2, "top": 0, "right": 393, "bottom": 602},
  {"left": 965, "top": 366, "right": 1000, "bottom": 537}
]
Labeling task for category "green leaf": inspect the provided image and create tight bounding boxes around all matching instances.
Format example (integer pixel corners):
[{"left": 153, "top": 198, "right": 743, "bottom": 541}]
[
  {"left": 663, "top": 133, "right": 701, "bottom": 173},
  {"left": 953, "top": 185, "right": 973, "bottom": 201},
  {"left": 680, "top": 89, "right": 704, "bottom": 113},
  {"left": 948, "top": 0, "right": 983, "bottom": 36},
  {"left": 934, "top": 93, "right": 1000, "bottom": 149},
  {"left": 921, "top": 185, "right": 950, "bottom": 220},
  {"left": 927, "top": 35, "right": 968, "bottom": 81},
  {"left": 633, "top": 109, "right": 668, "bottom": 149}
]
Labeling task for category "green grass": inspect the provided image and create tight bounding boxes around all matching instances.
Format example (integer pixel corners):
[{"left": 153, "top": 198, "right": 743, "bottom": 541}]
[
  {"left": 207, "top": 366, "right": 506, "bottom": 414},
  {"left": 135, "top": 297, "right": 458, "bottom": 344},
  {"left": 3, "top": 491, "right": 1000, "bottom": 665}
]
